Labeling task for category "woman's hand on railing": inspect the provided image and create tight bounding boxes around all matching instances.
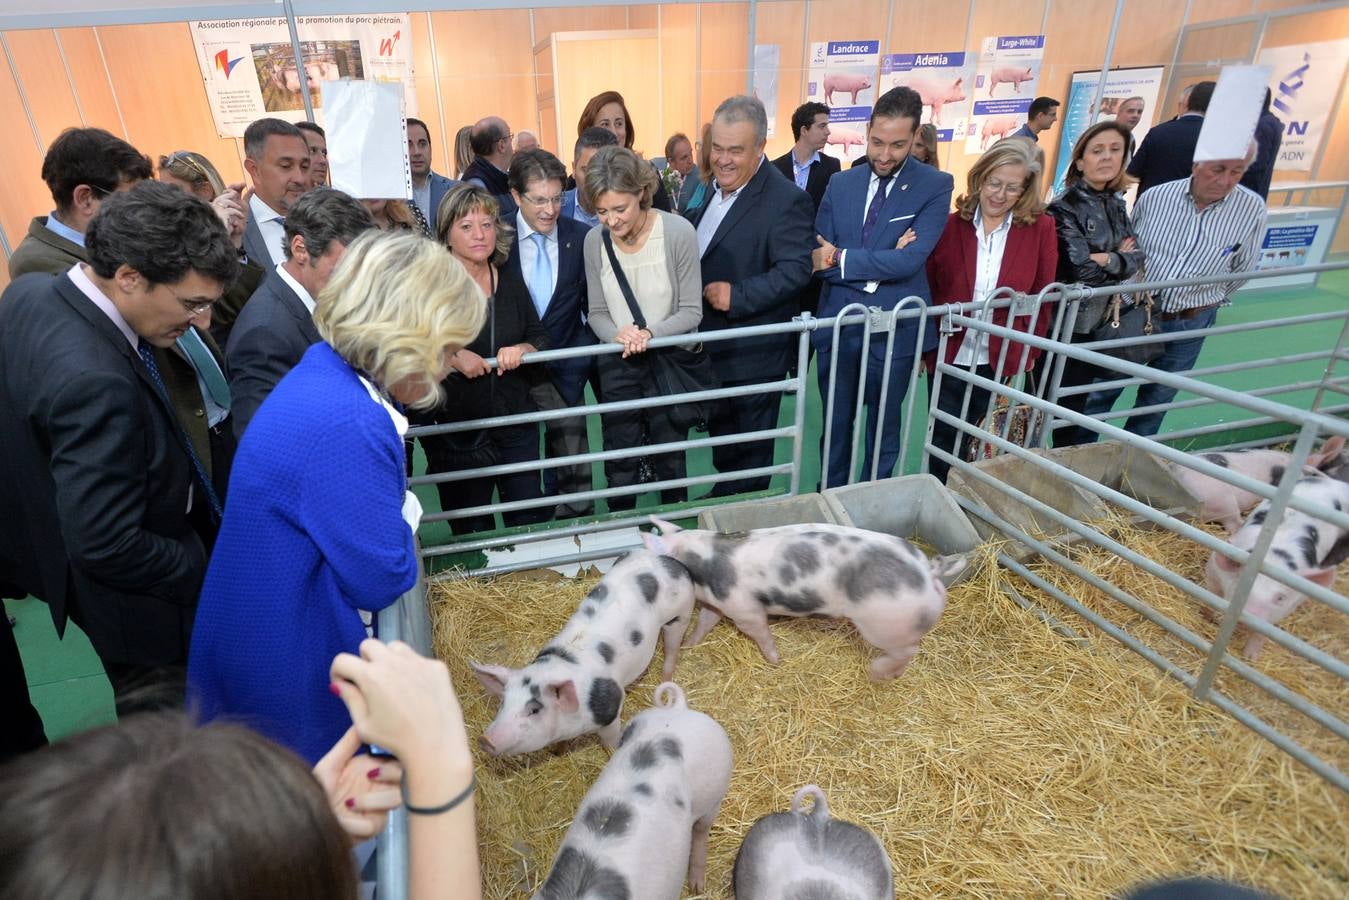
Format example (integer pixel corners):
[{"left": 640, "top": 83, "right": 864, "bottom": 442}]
[
  {"left": 449, "top": 349, "right": 489, "bottom": 378},
  {"left": 313, "top": 725, "right": 405, "bottom": 841},
  {"left": 495, "top": 344, "right": 534, "bottom": 375},
  {"left": 615, "top": 324, "right": 651, "bottom": 358}
]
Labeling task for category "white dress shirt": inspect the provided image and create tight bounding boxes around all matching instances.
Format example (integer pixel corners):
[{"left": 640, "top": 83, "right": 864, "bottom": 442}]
[
  {"left": 275, "top": 262, "right": 316, "bottom": 315},
  {"left": 412, "top": 178, "right": 432, "bottom": 226},
  {"left": 954, "top": 207, "right": 1012, "bottom": 367},
  {"left": 791, "top": 149, "right": 821, "bottom": 190},
  {"left": 696, "top": 155, "right": 765, "bottom": 257},
  {"left": 248, "top": 193, "right": 287, "bottom": 266},
  {"left": 516, "top": 211, "right": 560, "bottom": 305}
]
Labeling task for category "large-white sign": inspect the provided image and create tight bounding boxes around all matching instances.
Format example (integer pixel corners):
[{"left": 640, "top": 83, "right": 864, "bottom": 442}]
[
  {"left": 1256, "top": 40, "right": 1349, "bottom": 172},
  {"left": 189, "top": 14, "right": 415, "bottom": 139},
  {"left": 965, "top": 34, "right": 1046, "bottom": 154}
]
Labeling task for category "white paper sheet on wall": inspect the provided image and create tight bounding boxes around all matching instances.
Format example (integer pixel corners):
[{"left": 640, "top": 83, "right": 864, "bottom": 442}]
[
  {"left": 321, "top": 79, "right": 411, "bottom": 200},
  {"left": 1194, "top": 65, "right": 1272, "bottom": 163}
]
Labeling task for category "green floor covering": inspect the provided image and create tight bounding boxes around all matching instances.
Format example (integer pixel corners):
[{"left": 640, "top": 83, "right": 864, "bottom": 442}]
[{"left": 10, "top": 268, "right": 1348, "bottom": 741}]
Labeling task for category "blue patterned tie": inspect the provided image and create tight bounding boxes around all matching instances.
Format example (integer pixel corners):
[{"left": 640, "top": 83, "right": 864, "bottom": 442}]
[
  {"left": 528, "top": 231, "right": 553, "bottom": 319},
  {"left": 861, "top": 174, "right": 893, "bottom": 246},
  {"left": 137, "top": 341, "right": 223, "bottom": 521}
]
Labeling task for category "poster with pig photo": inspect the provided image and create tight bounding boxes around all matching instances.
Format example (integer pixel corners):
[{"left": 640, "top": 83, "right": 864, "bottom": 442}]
[
  {"left": 190, "top": 13, "right": 415, "bottom": 139},
  {"left": 881, "top": 51, "right": 973, "bottom": 143},
  {"left": 964, "top": 35, "right": 1046, "bottom": 155},
  {"left": 807, "top": 39, "right": 880, "bottom": 163},
  {"left": 1051, "top": 66, "right": 1165, "bottom": 195}
]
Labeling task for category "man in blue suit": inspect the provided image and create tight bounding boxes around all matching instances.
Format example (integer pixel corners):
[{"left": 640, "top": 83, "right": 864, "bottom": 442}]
[
  {"left": 686, "top": 95, "right": 815, "bottom": 497},
  {"left": 812, "top": 85, "right": 954, "bottom": 489},
  {"left": 407, "top": 117, "right": 456, "bottom": 229},
  {"left": 504, "top": 149, "right": 597, "bottom": 518}
]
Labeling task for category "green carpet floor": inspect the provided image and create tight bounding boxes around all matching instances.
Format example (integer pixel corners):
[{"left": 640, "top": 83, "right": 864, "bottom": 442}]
[{"left": 11, "top": 268, "right": 1349, "bottom": 741}]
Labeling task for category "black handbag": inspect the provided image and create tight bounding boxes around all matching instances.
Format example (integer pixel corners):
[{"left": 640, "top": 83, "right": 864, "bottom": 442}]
[
  {"left": 601, "top": 229, "right": 720, "bottom": 432},
  {"left": 1086, "top": 292, "right": 1163, "bottom": 365}
]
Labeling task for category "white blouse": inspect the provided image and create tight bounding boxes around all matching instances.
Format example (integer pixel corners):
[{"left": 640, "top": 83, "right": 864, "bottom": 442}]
[
  {"left": 954, "top": 207, "right": 1013, "bottom": 367},
  {"left": 599, "top": 213, "right": 674, "bottom": 330}
]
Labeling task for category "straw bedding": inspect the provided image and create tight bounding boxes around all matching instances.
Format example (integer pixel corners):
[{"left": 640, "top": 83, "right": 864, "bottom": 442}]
[{"left": 429, "top": 538, "right": 1347, "bottom": 899}]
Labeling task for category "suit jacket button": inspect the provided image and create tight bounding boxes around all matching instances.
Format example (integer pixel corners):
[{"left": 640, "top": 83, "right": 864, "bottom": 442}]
[{"left": 194, "top": 409, "right": 205, "bottom": 417}]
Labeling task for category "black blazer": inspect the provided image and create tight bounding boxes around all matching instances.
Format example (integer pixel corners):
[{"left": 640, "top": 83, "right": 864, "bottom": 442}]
[
  {"left": 500, "top": 216, "right": 595, "bottom": 406},
  {"left": 0, "top": 274, "right": 206, "bottom": 665},
  {"left": 683, "top": 160, "right": 815, "bottom": 382},
  {"left": 772, "top": 149, "right": 841, "bottom": 212},
  {"left": 1127, "top": 113, "right": 1204, "bottom": 198},
  {"left": 226, "top": 268, "right": 322, "bottom": 440}
]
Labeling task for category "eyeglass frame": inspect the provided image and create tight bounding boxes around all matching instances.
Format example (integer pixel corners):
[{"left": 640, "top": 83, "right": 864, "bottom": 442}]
[{"left": 519, "top": 192, "right": 564, "bottom": 210}]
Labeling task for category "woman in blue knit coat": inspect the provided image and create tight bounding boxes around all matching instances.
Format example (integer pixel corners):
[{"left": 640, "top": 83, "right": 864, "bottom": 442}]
[{"left": 188, "top": 231, "right": 486, "bottom": 764}]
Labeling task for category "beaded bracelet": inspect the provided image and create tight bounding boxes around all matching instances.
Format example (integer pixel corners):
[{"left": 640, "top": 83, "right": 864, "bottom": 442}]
[{"left": 402, "top": 773, "right": 476, "bottom": 816}]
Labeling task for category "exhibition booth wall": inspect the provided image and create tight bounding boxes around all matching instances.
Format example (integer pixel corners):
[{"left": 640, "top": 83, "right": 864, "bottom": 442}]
[{"left": 1, "top": 0, "right": 1346, "bottom": 289}]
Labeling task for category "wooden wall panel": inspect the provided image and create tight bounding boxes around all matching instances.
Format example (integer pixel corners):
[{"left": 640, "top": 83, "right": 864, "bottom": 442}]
[
  {"left": 1037, "top": 0, "right": 1112, "bottom": 194},
  {"left": 754, "top": 0, "right": 806, "bottom": 161},
  {"left": 533, "top": 6, "right": 631, "bottom": 42},
  {"left": 427, "top": 9, "right": 536, "bottom": 172},
  {"left": 658, "top": 4, "right": 699, "bottom": 161},
  {"left": 697, "top": 2, "right": 749, "bottom": 127},
  {"left": 1188, "top": 0, "right": 1255, "bottom": 23},
  {"left": 53, "top": 28, "right": 125, "bottom": 136},
  {"left": 1176, "top": 20, "right": 1259, "bottom": 64},
  {"left": 888, "top": 0, "right": 973, "bottom": 54},
  {"left": 6, "top": 30, "right": 83, "bottom": 148},
  {"left": 0, "top": 48, "right": 48, "bottom": 274},
  {"left": 806, "top": 0, "right": 890, "bottom": 44},
  {"left": 629, "top": 6, "right": 659, "bottom": 29},
  {"left": 556, "top": 34, "right": 661, "bottom": 158},
  {"left": 1112, "top": 0, "right": 1189, "bottom": 67},
  {"left": 97, "top": 23, "right": 243, "bottom": 184},
  {"left": 407, "top": 13, "right": 446, "bottom": 155}
]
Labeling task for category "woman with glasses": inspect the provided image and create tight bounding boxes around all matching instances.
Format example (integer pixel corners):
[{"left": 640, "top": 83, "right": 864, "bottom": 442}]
[
  {"left": 414, "top": 183, "right": 551, "bottom": 535},
  {"left": 1046, "top": 120, "right": 1144, "bottom": 446},
  {"left": 924, "top": 138, "right": 1058, "bottom": 482}
]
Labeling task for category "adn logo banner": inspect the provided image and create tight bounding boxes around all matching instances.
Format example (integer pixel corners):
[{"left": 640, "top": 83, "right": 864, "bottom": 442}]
[{"left": 1257, "top": 39, "right": 1349, "bottom": 173}]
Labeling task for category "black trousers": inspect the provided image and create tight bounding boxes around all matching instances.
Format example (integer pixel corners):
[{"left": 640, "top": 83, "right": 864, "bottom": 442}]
[
  {"left": 927, "top": 363, "right": 996, "bottom": 484},
  {"left": 1049, "top": 352, "right": 1114, "bottom": 448},
  {"left": 1, "top": 611, "right": 47, "bottom": 763},
  {"left": 708, "top": 381, "right": 782, "bottom": 497},
  {"left": 596, "top": 352, "right": 687, "bottom": 511},
  {"left": 422, "top": 424, "right": 548, "bottom": 535}
]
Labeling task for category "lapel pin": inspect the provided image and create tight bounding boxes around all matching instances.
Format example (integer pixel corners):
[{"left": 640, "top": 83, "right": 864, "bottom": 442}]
[{"left": 901, "top": 183, "right": 909, "bottom": 191}]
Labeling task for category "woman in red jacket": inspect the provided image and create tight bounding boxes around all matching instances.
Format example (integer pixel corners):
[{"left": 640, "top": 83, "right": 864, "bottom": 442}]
[{"left": 924, "top": 137, "right": 1058, "bottom": 482}]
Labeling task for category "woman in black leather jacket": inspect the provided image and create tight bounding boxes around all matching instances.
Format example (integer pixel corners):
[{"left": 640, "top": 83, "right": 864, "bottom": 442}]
[{"left": 1046, "top": 121, "right": 1145, "bottom": 446}]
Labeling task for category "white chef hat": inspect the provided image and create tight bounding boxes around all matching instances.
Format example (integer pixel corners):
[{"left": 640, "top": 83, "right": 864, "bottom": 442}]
[{"left": 1193, "top": 64, "right": 1272, "bottom": 162}]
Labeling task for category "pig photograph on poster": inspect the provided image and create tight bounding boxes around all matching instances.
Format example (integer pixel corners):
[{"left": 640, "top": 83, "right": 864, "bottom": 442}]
[
  {"left": 881, "top": 51, "right": 973, "bottom": 143},
  {"left": 965, "top": 34, "right": 1046, "bottom": 154},
  {"left": 807, "top": 39, "right": 881, "bottom": 163}
]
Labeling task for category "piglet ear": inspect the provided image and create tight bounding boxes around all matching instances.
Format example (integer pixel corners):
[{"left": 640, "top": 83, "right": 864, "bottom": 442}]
[
  {"left": 1305, "top": 567, "right": 1338, "bottom": 589},
  {"left": 549, "top": 679, "right": 580, "bottom": 713},
  {"left": 641, "top": 530, "right": 667, "bottom": 555},
  {"left": 469, "top": 662, "right": 515, "bottom": 697},
  {"left": 1215, "top": 553, "right": 1242, "bottom": 573}
]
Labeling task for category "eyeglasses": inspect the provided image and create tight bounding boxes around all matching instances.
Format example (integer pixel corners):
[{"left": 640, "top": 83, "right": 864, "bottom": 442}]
[
  {"left": 983, "top": 179, "right": 1026, "bottom": 198},
  {"left": 521, "top": 193, "right": 563, "bottom": 210},
  {"left": 163, "top": 283, "right": 217, "bottom": 316}
]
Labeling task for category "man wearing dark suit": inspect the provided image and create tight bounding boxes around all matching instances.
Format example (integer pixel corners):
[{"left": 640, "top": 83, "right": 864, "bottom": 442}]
[
  {"left": 503, "top": 149, "right": 597, "bottom": 517},
  {"left": 227, "top": 188, "right": 376, "bottom": 439},
  {"left": 240, "top": 118, "right": 313, "bottom": 272},
  {"left": 408, "top": 117, "right": 457, "bottom": 227},
  {"left": 1128, "top": 81, "right": 1214, "bottom": 198},
  {"left": 812, "top": 86, "right": 954, "bottom": 489},
  {"left": 8, "top": 126, "right": 237, "bottom": 515},
  {"left": 0, "top": 182, "right": 239, "bottom": 714},
  {"left": 773, "top": 101, "right": 841, "bottom": 318},
  {"left": 686, "top": 95, "right": 815, "bottom": 497},
  {"left": 462, "top": 116, "right": 519, "bottom": 219}
]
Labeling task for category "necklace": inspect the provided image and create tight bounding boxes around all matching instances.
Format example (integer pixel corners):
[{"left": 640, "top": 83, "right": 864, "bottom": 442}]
[{"left": 617, "top": 211, "right": 649, "bottom": 246}]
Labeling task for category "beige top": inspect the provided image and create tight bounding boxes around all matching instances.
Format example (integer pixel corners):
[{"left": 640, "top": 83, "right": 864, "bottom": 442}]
[{"left": 598, "top": 214, "right": 673, "bottom": 332}]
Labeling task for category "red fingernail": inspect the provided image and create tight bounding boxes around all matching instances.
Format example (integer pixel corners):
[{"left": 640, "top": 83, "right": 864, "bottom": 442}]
[
  {"left": 345, "top": 798, "right": 356, "bottom": 809},
  {"left": 367, "top": 768, "right": 381, "bottom": 779},
  {"left": 328, "top": 682, "right": 342, "bottom": 697}
]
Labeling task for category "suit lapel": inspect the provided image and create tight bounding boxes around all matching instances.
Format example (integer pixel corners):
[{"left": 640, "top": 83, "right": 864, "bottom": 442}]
[
  {"left": 997, "top": 223, "right": 1023, "bottom": 286},
  {"left": 242, "top": 216, "right": 270, "bottom": 267},
  {"left": 271, "top": 271, "right": 321, "bottom": 343},
  {"left": 958, "top": 219, "right": 977, "bottom": 299},
  {"left": 703, "top": 161, "right": 770, "bottom": 257}
]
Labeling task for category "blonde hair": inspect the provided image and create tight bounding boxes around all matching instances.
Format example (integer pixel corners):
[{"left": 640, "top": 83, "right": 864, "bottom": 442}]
[
  {"left": 453, "top": 126, "right": 473, "bottom": 179},
  {"left": 158, "top": 150, "right": 225, "bottom": 197},
  {"left": 435, "top": 183, "right": 513, "bottom": 267},
  {"left": 955, "top": 137, "right": 1045, "bottom": 226},
  {"left": 314, "top": 231, "right": 486, "bottom": 410},
  {"left": 584, "top": 146, "right": 659, "bottom": 210}
]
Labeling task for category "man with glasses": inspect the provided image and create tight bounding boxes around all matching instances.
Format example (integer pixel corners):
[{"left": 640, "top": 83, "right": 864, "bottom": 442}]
[
  {"left": 0, "top": 181, "right": 238, "bottom": 716},
  {"left": 504, "top": 149, "right": 596, "bottom": 517},
  {"left": 462, "top": 115, "right": 518, "bottom": 218}
]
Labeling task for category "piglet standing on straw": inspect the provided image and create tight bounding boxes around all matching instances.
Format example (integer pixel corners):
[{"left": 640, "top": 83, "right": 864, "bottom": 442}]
[
  {"left": 532, "top": 682, "right": 733, "bottom": 900},
  {"left": 643, "top": 518, "right": 952, "bottom": 680},
  {"left": 733, "top": 784, "right": 894, "bottom": 900},
  {"left": 471, "top": 549, "right": 694, "bottom": 756},
  {"left": 1205, "top": 473, "right": 1349, "bottom": 659}
]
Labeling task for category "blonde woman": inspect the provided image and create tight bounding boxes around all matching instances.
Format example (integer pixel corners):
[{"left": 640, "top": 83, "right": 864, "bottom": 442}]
[
  {"left": 158, "top": 150, "right": 248, "bottom": 250},
  {"left": 188, "top": 230, "right": 486, "bottom": 766},
  {"left": 453, "top": 125, "right": 474, "bottom": 179},
  {"left": 363, "top": 197, "right": 431, "bottom": 236}
]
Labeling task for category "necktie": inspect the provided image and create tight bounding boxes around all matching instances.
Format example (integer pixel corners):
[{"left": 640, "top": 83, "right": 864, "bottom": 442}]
[
  {"left": 177, "top": 329, "right": 231, "bottom": 408},
  {"left": 137, "top": 341, "right": 223, "bottom": 521},
  {"left": 528, "top": 231, "right": 553, "bottom": 319},
  {"left": 861, "top": 174, "right": 894, "bottom": 246}
]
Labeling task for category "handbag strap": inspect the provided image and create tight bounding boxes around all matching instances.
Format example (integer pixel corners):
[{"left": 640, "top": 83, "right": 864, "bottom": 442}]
[{"left": 602, "top": 229, "right": 648, "bottom": 331}]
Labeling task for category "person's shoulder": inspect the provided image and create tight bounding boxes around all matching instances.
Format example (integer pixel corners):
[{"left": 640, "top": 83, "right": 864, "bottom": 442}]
[
  {"left": 909, "top": 160, "right": 954, "bottom": 192},
  {"left": 1230, "top": 184, "right": 1267, "bottom": 213},
  {"left": 820, "top": 153, "right": 842, "bottom": 173},
  {"left": 658, "top": 208, "right": 697, "bottom": 241},
  {"left": 555, "top": 216, "right": 588, "bottom": 245}
]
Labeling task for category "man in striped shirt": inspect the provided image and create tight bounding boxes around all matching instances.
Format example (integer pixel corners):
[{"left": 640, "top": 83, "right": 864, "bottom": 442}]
[{"left": 1085, "top": 145, "right": 1266, "bottom": 437}]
